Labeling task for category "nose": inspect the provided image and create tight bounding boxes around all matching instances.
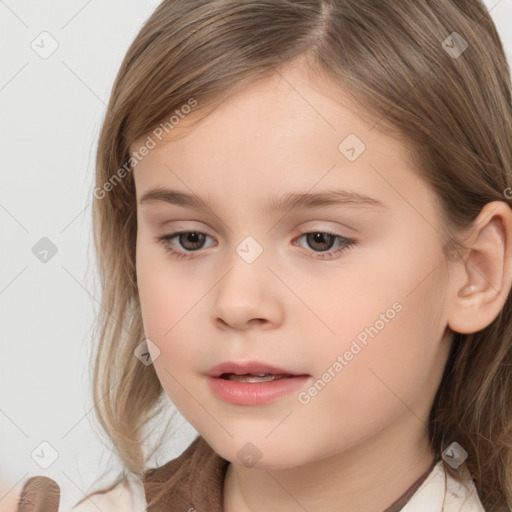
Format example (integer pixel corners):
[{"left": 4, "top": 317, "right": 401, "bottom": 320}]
[{"left": 211, "top": 245, "right": 285, "bottom": 331}]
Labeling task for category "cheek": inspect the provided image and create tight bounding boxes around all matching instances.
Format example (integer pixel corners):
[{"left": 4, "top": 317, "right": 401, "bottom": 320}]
[
  {"left": 136, "top": 229, "right": 204, "bottom": 333},
  {"left": 136, "top": 239, "right": 203, "bottom": 368},
  {"left": 309, "top": 237, "right": 447, "bottom": 403},
  {"left": 331, "top": 272, "right": 445, "bottom": 420},
  {"left": 136, "top": 259, "right": 206, "bottom": 410},
  {"left": 293, "top": 292, "right": 445, "bottom": 463}
]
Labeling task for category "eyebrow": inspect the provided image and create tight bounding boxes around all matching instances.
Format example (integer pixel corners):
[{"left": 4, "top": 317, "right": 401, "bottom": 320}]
[{"left": 138, "top": 186, "right": 387, "bottom": 213}]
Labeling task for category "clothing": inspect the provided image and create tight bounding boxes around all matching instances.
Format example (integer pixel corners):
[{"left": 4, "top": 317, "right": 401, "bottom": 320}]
[{"left": 70, "top": 435, "right": 486, "bottom": 511}]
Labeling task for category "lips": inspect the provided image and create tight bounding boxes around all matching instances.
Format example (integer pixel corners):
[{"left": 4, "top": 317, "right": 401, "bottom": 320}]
[{"left": 206, "top": 362, "right": 311, "bottom": 405}]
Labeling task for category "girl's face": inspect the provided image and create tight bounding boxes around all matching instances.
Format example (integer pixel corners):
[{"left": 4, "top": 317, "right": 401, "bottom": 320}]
[{"left": 133, "top": 63, "right": 455, "bottom": 470}]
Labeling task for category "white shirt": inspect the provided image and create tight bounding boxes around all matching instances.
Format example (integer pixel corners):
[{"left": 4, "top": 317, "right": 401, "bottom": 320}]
[{"left": 69, "top": 460, "right": 486, "bottom": 511}]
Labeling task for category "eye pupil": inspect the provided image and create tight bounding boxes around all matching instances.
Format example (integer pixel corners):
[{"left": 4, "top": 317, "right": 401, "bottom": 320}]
[
  {"left": 307, "top": 232, "right": 335, "bottom": 251},
  {"left": 180, "top": 232, "right": 205, "bottom": 250}
]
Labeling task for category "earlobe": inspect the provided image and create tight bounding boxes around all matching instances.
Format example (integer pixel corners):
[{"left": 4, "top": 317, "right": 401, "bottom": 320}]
[{"left": 447, "top": 201, "right": 512, "bottom": 335}]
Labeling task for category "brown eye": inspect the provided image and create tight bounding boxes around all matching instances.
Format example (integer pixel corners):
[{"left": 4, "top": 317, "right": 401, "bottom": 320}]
[
  {"left": 305, "top": 232, "right": 336, "bottom": 251},
  {"left": 177, "top": 232, "right": 206, "bottom": 251},
  {"left": 157, "top": 231, "right": 215, "bottom": 259},
  {"left": 294, "top": 230, "right": 356, "bottom": 260}
]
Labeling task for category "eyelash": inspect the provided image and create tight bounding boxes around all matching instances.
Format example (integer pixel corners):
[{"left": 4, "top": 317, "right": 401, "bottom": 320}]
[{"left": 156, "top": 229, "right": 357, "bottom": 261}]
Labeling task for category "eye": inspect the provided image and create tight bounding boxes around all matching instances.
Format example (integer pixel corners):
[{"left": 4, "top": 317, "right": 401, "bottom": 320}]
[
  {"left": 293, "top": 230, "right": 356, "bottom": 260},
  {"left": 156, "top": 229, "right": 357, "bottom": 260},
  {"left": 157, "top": 231, "right": 215, "bottom": 259}
]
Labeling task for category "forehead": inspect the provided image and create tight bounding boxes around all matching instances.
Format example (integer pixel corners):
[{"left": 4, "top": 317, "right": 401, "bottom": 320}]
[{"left": 131, "top": 64, "right": 420, "bottom": 211}]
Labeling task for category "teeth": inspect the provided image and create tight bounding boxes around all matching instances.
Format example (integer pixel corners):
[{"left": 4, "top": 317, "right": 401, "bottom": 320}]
[{"left": 224, "top": 373, "right": 290, "bottom": 382}]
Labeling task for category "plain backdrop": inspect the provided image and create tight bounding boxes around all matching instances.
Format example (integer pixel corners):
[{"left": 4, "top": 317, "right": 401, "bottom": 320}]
[{"left": 1, "top": 0, "right": 511, "bottom": 509}]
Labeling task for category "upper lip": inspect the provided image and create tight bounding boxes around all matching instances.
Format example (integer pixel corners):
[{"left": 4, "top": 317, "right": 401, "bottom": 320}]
[{"left": 206, "top": 361, "right": 307, "bottom": 377}]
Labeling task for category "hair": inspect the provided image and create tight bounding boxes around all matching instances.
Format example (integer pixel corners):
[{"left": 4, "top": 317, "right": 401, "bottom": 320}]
[{"left": 81, "top": 0, "right": 512, "bottom": 510}]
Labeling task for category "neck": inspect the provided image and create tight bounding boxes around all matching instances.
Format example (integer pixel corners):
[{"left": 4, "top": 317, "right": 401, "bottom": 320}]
[{"left": 223, "top": 412, "right": 435, "bottom": 512}]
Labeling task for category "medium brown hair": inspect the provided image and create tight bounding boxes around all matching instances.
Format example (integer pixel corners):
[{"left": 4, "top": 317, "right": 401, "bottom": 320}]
[{"left": 83, "top": 1, "right": 512, "bottom": 509}]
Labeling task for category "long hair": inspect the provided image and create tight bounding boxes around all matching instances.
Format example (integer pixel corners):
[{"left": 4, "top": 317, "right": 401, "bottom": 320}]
[{"left": 84, "top": 1, "right": 512, "bottom": 509}]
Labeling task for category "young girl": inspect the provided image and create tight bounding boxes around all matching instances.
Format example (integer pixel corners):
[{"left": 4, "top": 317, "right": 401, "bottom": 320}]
[{"left": 16, "top": 0, "right": 512, "bottom": 510}]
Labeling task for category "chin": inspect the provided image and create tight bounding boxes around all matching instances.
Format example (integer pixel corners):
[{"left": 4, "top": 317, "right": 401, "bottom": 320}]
[{"left": 208, "top": 436, "right": 313, "bottom": 470}]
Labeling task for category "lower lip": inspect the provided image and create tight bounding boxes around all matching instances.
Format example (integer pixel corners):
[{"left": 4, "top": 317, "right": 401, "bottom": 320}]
[{"left": 206, "top": 375, "right": 310, "bottom": 405}]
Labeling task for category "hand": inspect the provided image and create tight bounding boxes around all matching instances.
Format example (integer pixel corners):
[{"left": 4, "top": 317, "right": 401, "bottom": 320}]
[{"left": 16, "top": 476, "right": 60, "bottom": 512}]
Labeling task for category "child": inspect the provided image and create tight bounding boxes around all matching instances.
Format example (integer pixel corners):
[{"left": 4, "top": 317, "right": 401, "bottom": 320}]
[{"left": 17, "top": 0, "right": 512, "bottom": 510}]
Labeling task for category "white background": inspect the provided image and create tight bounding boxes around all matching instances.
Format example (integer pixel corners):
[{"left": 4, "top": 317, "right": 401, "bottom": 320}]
[{"left": 1, "top": 0, "right": 511, "bottom": 509}]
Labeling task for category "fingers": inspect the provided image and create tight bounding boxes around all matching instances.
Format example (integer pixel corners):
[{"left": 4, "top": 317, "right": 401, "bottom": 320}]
[{"left": 17, "top": 476, "right": 60, "bottom": 512}]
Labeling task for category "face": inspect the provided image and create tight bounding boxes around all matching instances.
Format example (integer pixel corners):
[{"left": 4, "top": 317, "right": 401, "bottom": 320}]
[{"left": 133, "top": 62, "right": 454, "bottom": 470}]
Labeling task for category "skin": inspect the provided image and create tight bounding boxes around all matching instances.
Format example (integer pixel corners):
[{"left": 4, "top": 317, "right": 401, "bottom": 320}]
[
  {"left": 2, "top": 477, "right": 22, "bottom": 512},
  {"left": 132, "top": 59, "right": 512, "bottom": 511}
]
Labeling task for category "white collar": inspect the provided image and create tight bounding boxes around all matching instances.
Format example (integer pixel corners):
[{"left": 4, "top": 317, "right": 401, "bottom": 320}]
[{"left": 401, "top": 461, "right": 485, "bottom": 511}]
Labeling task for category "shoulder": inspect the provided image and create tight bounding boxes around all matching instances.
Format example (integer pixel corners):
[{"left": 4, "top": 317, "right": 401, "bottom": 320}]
[
  {"left": 402, "top": 461, "right": 485, "bottom": 512},
  {"left": 70, "top": 436, "right": 213, "bottom": 512},
  {"left": 67, "top": 474, "right": 147, "bottom": 512},
  {"left": 143, "top": 435, "right": 229, "bottom": 509}
]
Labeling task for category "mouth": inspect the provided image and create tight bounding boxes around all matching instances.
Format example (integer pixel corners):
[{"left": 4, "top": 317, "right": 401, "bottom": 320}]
[
  {"left": 218, "top": 372, "right": 296, "bottom": 382},
  {"left": 205, "top": 361, "right": 310, "bottom": 405},
  {"left": 206, "top": 360, "right": 307, "bottom": 379}
]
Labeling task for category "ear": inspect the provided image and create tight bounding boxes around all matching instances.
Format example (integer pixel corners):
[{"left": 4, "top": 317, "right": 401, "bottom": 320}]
[{"left": 447, "top": 201, "right": 512, "bottom": 334}]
